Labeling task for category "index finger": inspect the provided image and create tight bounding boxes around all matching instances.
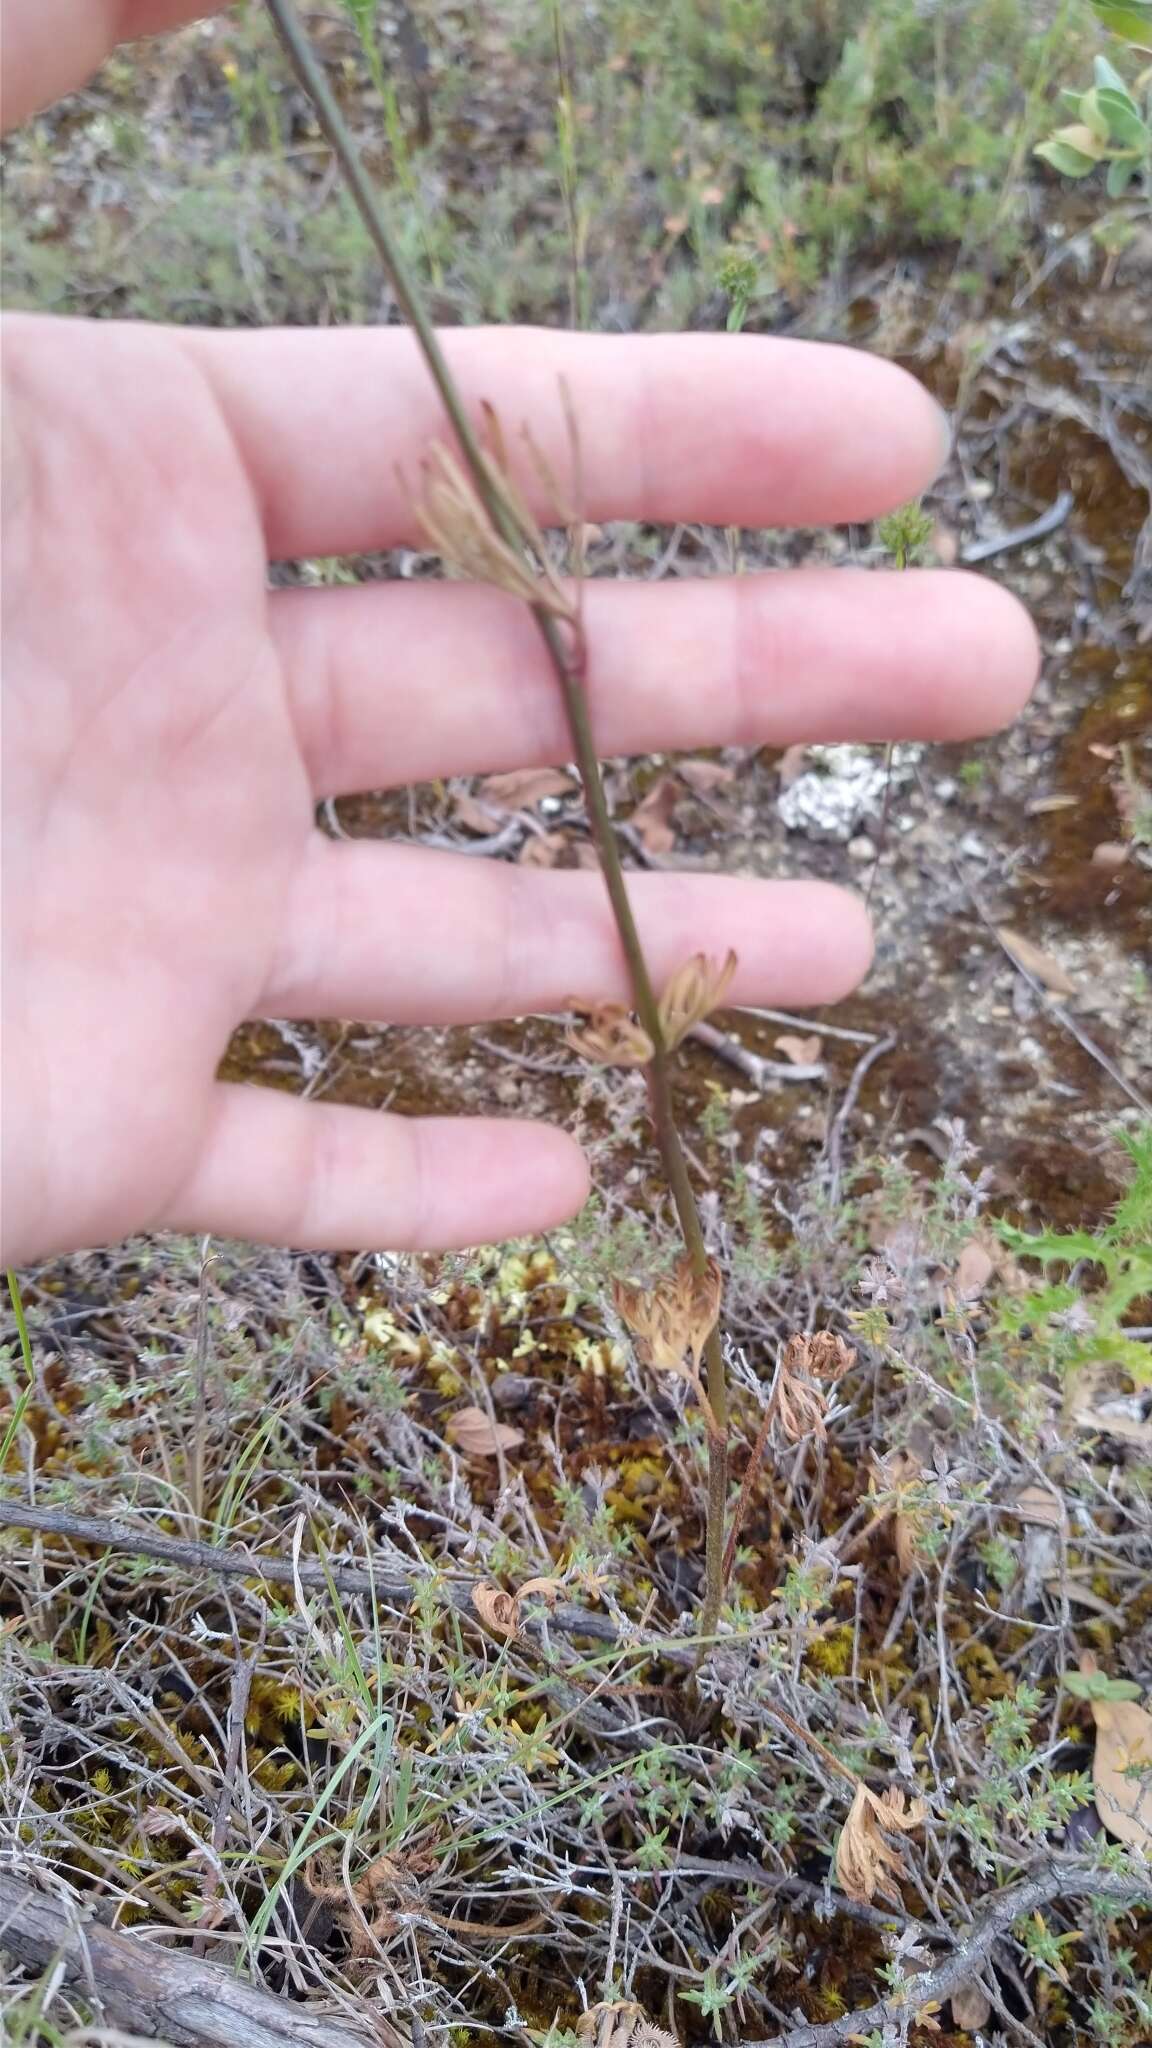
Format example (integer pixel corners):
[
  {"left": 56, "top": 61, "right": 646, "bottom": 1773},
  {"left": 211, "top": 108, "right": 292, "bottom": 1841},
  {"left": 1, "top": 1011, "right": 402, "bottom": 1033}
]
[{"left": 185, "top": 325, "right": 951, "bottom": 560}]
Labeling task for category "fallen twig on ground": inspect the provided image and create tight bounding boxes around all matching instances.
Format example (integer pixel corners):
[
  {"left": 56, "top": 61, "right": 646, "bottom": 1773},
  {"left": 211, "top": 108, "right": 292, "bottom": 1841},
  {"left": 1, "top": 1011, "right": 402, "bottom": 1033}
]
[
  {"left": 0, "top": 1500, "right": 620, "bottom": 1645},
  {"left": 825, "top": 1034, "right": 898, "bottom": 1205},
  {"left": 0, "top": 1868, "right": 389, "bottom": 2048},
  {"left": 742, "top": 1858, "right": 1152, "bottom": 2048}
]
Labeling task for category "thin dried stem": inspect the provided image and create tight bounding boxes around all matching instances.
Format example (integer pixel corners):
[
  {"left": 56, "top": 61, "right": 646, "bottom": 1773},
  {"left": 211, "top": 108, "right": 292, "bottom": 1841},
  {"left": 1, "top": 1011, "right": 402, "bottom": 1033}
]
[{"left": 265, "top": 0, "right": 732, "bottom": 1638}]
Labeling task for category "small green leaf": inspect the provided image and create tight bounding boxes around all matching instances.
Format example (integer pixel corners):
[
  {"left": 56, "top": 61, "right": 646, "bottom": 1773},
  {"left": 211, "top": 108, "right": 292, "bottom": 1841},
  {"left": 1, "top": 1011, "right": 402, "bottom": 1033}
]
[
  {"left": 1094, "top": 50, "right": 1135, "bottom": 93},
  {"left": 1107, "top": 154, "right": 1140, "bottom": 194},
  {"left": 1097, "top": 88, "right": 1150, "bottom": 145},
  {"left": 1078, "top": 87, "right": 1113, "bottom": 140},
  {"left": 1092, "top": 0, "right": 1152, "bottom": 41},
  {"left": 1065, "top": 1670, "right": 1144, "bottom": 1702},
  {"left": 1036, "top": 136, "right": 1100, "bottom": 178}
]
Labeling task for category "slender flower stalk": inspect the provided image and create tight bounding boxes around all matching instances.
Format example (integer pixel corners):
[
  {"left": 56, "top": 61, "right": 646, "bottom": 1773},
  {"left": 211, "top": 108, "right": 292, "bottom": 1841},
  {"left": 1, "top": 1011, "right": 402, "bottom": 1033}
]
[{"left": 265, "top": 0, "right": 731, "bottom": 1637}]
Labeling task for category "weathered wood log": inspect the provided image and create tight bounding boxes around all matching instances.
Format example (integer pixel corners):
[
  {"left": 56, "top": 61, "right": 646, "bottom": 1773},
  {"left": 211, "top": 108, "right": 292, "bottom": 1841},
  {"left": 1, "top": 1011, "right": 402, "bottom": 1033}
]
[{"left": 0, "top": 1871, "right": 386, "bottom": 2048}]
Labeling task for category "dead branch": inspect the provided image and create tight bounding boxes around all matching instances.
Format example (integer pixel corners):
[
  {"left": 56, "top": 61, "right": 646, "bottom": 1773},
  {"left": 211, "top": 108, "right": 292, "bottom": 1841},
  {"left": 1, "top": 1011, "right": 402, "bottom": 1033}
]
[
  {"left": 0, "top": 1869, "right": 390, "bottom": 2047},
  {"left": 0, "top": 1500, "right": 619, "bottom": 1645},
  {"left": 742, "top": 1858, "right": 1152, "bottom": 2047}
]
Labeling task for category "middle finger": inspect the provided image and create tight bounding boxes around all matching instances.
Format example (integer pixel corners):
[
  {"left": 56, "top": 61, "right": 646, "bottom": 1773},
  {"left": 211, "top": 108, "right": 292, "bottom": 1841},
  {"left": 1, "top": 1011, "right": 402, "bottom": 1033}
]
[{"left": 274, "top": 567, "right": 1038, "bottom": 795}]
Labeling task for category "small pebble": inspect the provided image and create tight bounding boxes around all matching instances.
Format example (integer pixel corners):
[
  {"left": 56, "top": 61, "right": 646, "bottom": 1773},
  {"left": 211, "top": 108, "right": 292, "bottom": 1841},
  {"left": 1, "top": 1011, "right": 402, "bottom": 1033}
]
[
  {"left": 491, "top": 1372, "right": 533, "bottom": 1411},
  {"left": 848, "top": 834, "right": 876, "bottom": 862}
]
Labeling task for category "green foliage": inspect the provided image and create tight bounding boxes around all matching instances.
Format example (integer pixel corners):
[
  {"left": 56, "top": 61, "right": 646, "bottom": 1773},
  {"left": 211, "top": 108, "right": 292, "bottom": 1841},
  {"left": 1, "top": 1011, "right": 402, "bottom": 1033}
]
[
  {"left": 995, "top": 1123, "right": 1152, "bottom": 1383},
  {"left": 1065, "top": 1667, "right": 1144, "bottom": 1702},
  {"left": 1037, "top": 43, "right": 1152, "bottom": 194},
  {"left": 2, "top": 0, "right": 1102, "bottom": 331},
  {"left": 877, "top": 500, "right": 935, "bottom": 569}
]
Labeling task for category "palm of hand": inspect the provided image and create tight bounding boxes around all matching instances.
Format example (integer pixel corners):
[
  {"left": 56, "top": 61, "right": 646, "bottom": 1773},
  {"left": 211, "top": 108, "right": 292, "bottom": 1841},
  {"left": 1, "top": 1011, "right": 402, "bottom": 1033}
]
[{"left": 5, "top": 319, "right": 310, "bottom": 1253}]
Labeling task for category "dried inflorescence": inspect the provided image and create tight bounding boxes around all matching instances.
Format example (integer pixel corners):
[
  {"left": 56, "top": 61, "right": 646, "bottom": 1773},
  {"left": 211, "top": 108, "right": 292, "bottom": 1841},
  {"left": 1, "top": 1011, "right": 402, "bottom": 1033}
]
[
  {"left": 835, "top": 1781, "right": 927, "bottom": 1905},
  {"left": 770, "top": 1330, "right": 856, "bottom": 1445},
  {"left": 657, "top": 949, "right": 738, "bottom": 1050},
  {"left": 412, "top": 401, "right": 579, "bottom": 628},
  {"left": 566, "top": 999, "right": 656, "bottom": 1068},
  {"left": 613, "top": 1253, "right": 723, "bottom": 1435},
  {"left": 578, "top": 2001, "right": 678, "bottom": 2048}
]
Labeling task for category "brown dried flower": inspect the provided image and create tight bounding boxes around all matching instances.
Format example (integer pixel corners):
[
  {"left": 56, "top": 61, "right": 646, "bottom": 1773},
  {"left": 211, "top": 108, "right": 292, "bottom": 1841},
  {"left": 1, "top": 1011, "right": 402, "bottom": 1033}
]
[
  {"left": 613, "top": 1253, "right": 723, "bottom": 1432},
  {"left": 472, "top": 1584, "right": 520, "bottom": 1637},
  {"left": 566, "top": 1000, "right": 655, "bottom": 1068},
  {"left": 835, "top": 1781, "right": 927, "bottom": 1905},
  {"left": 411, "top": 406, "right": 578, "bottom": 626},
  {"left": 657, "top": 949, "right": 738, "bottom": 1050},
  {"left": 770, "top": 1331, "right": 857, "bottom": 1444}
]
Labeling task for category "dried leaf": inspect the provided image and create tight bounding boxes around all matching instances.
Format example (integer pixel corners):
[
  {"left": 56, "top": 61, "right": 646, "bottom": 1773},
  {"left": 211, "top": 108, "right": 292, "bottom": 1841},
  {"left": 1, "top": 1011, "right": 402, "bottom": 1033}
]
[
  {"left": 518, "top": 830, "right": 567, "bottom": 867},
  {"left": 629, "top": 774, "right": 680, "bottom": 854},
  {"left": 566, "top": 1000, "right": 655, "bottom": 1068},
  {"left": 771, "top": 1333, "right": 855, "bottom": 1445},
  {"left": 774, "top": 1371, "right": 830, "bottom": 1445},
  {"left": 412, "top": 421, "right": 578, "bottom": 626},
  {"left": 518, "top": 1575, "right": 563, "bottom": 1606},
  {"left": 613, "top": 1254, "right": 723, "bottom": 1413},
  {"left": 451, "top": 792, "right": 502, "bottom": 834},
  {"left": 774, "top": 1032, "right": 823, "bottom": 1066},
  {"left": 996, "top": 926, "right": 1076, "bottom": 997},
  {"left": 778, "top": 743, "right": 809, "bottom": 788},
  {"left": 954, "top": 1237, "right": 996, "bottom": 1300},
  {"left": 835, "top": 1781, "right": 926, "bottom": 1905},
  {"left": 446, "top": 1406, "right": 525, "bottom": 1458},
  {"left": 1014, "top": 1484, "right": 1063, "bottom": 1527},
  {"left": 950, "top": 1981, "right": 993, "bottom": 2031},
  {"left": 472, "top": 1583, "right": 520, "bottom": 1637},
  {"left": 678, "top": 756, "right": 734, "bottom": 794},
  {"left": 658, "top": 950, "right": 738, "bottom": 1050},
  {"left": 1087, "top": 1665, "right": 1152, "bottom": 1853},
  {"left": 479, "top": 767, "right": 576, "bottom": 810}
]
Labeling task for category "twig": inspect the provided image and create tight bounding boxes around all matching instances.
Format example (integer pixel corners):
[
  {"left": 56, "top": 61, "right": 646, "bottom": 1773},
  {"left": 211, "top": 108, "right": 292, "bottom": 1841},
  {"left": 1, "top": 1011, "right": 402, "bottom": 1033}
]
[
  {"left": 735, "top": 1007, "right": 880, "bottom": 1045},
  {"left": 825, "top": 1035, "right": 897, "bottom": 1206},
  {"left": 688, "top": 1021, "right": 826, "bottom": 1086},
  {"left": 0, "top": 1499, "right": 619, "bottom": 1646},
  {"left": 922, "top": 777, "right": 1152, "bottom": 1119},
  {"left": 721, "top": 1398, "right": 775, "bottom": 1586},
  {"left": 741, "top": 1859, "right": 1152, "bottom": 2048},
  {"left": 960, "top": 488, "right": 1074, "bottom": 563},
  {"left": 0, "top": 1869, "right": 385, "bottom": 2048},
  {"left": 194, "top": 1624, "right": 264, "bottom": 1957}
]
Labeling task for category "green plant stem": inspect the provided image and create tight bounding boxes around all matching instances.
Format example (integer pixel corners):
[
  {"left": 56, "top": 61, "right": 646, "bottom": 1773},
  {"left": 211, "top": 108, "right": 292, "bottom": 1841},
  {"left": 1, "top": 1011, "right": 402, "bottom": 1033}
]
[
  {"left": 264, "top": 0, "right": 729, "bottom": 1639},
  {"left": 5, "top": 1270, "right": 34, "bottom": 1378}
]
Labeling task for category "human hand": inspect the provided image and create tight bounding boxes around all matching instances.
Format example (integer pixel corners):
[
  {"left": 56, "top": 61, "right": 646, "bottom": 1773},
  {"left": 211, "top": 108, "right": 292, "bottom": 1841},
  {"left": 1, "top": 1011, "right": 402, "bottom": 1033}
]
[{"left": 0, "top": 15, "right": 1038, "bottom": 1268}]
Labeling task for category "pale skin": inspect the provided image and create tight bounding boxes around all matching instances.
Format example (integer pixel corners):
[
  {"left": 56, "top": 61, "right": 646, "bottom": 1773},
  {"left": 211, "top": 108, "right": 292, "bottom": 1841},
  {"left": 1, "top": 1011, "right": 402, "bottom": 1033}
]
[{"left": 0, "top": 2, "right": 1041, "bottom": 1268}]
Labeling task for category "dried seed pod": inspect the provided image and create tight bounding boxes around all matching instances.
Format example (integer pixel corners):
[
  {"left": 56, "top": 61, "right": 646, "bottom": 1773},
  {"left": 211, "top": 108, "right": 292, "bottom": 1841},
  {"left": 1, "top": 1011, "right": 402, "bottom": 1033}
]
[{"left": 657, "top": 949, "right": 738, "bottom": 1050}]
